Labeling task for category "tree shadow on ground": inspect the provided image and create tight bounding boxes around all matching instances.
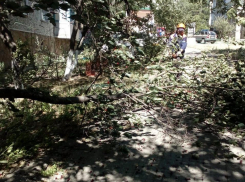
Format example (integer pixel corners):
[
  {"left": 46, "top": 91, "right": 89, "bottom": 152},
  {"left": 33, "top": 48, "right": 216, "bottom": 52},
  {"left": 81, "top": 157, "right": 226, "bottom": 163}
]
[{"left": 1, "top": 105, "right": 245, "bottom": 182}]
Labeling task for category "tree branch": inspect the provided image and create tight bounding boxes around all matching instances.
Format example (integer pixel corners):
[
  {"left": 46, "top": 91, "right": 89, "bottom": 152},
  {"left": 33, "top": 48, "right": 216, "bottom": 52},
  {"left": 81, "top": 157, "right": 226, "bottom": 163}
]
[
  {"left": 0, "top": 88, "right": 129, "bottom": 105},
  {"left": 1, "top": 84, "right": 245, "bottom": 105},
  {"left": 123, "top": 0, "right": 130, "bottom": 16}
]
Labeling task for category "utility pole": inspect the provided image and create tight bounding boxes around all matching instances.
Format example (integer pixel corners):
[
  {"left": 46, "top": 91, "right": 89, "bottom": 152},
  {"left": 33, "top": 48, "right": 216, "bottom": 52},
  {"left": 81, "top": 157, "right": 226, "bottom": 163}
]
[
  {"left": 235, "top": 6, "right": 242, "bottom": 40},
  {"left": 208, "top": 0, "right": 213, "bottom": 27}
]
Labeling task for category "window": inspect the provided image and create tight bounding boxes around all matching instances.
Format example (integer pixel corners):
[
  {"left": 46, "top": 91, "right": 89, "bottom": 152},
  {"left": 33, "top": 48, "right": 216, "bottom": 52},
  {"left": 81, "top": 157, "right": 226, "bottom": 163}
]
[
  {"left": 201, "top": 31, "right": 208, "bottom": 35},
  {"left": 195, "top": 31, "right": 200, "bottom": 35}
]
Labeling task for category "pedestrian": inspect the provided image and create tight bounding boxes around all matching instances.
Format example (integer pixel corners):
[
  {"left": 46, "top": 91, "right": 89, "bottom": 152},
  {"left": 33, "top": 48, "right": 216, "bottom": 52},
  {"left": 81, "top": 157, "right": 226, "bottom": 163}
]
[{"left": 169, "top": 23, "right": 187, "bottom": 59}]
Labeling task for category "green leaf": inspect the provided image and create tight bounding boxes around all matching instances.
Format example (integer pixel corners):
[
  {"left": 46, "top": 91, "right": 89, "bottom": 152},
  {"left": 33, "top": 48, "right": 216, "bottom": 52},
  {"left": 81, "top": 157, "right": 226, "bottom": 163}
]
[
  {"left": 200, "top": 70, "right": 206, "bottom": 74},
  {"left": 107, "top": 105, "right": 114, "bottom": 109},
  {"left": 121, "top": 55, "right": 127, "bottom": 60},
  {"left": 35, "top": 4, "right": 48, "bottom": 11},
  {"left": 125, "top": 73, "right": 131, "bottom": 78},
  {"left": 12, "top": 11, "right": 26, "bottom": 17},
  {"left": 146, "top": 65, "right": 163, "bottom": 70},
  {"left": 59, "top": 4, "right": 70, "bottom": 11},
  {"left": 238, "top": 123, "right": 245, "bottom": 128},
  {"left": 0, "top": 13, "right": 8, "bottom": 18},
  {"left": 18, "top": 6, "right": 34, "bottom": 13},
  {"left": 108, "top": 40, "right": 115, "bottom": 45},
  {"left": 66, "top": 0, "right": 76, "bottom": 5},
  {"left": 94, "top": 0, "right": 105, "bottom": 3},
  {"left": 48, "top": 17, "right": 56, "bottom": 26},
  {"left": 105, "top": 25, "right": 111, "bottom": 30},
  {"left": 133, "top": 60, "right": 141, "bottom": 65},
  {"left": 194, "top": 118, "right": 199, "bottom": 123},
  {"left": 124, "top": 132, "right": 132, "bottom": 138},
  {"left": 44, "top": 13, "right": 53, "bottom": 17},
  {"left": 137, "top": 47, "right": 145, "bottom": 55},
  {"left": 153, "top": 98, "right": 163, "bottom": 101},
  {"left": 6, "top": 1, "right": 21, "bottom": 10},
  {"left": 69, "top": 15, "right": 83, "bottom": 21},
  {"left": 0, "top": 160, "right": 8, "bottom": 164}
]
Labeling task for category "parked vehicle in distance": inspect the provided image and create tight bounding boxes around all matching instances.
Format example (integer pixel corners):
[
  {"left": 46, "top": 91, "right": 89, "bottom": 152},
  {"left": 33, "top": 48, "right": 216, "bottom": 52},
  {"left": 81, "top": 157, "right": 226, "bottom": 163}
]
[{"left": 194, "top": 30, "right": 217, "bottom": 44}]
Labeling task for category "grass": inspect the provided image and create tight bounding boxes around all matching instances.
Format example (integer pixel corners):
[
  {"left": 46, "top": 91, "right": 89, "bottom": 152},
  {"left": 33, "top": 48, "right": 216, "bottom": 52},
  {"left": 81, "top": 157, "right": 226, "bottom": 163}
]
[{"left": 41, "top": 163, "right": 63, "bottom": 177}]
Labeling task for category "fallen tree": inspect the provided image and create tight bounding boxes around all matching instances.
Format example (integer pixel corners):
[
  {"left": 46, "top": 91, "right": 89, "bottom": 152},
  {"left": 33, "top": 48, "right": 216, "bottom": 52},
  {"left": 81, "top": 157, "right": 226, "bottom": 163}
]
[{"left": 0, "top": 88, "right": 132, "bottom": 104}]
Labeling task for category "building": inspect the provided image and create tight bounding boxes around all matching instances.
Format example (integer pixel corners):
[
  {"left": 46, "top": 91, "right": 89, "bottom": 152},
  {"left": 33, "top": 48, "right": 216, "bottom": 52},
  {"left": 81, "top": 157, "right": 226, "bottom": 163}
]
[{"left": 0, "top": 0, "right": 80, "bottom": 68}]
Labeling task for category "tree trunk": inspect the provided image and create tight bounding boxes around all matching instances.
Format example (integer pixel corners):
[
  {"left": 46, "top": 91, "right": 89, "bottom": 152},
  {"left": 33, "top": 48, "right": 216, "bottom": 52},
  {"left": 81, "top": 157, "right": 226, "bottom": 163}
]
[
  {"left": 63, "top": 20, "right": 79, "bottom": 81},
  {"left": 0, "top": 19, "right": 23, "bottom": 89},
  {"left": 63, "top": 22, "right": 89, "bottom": 81},
  {"left": 0, "top": 88, "right": 135, "bottom": 105},
  {"left": 63, "top": 49, "right": 78, "bottom": 81},
  {"left": 0, "top": 20, "right": 16, "bottom": 52},
  {"left": 208, "top": 0, "right": 213, "bottom": 27}
]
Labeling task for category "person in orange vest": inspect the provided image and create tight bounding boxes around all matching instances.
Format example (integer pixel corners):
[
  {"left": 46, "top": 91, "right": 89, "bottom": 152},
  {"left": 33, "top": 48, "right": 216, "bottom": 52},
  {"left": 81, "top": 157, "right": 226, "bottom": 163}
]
[{"left": 169, "top": 23, "right": 187, "bottom": 59}]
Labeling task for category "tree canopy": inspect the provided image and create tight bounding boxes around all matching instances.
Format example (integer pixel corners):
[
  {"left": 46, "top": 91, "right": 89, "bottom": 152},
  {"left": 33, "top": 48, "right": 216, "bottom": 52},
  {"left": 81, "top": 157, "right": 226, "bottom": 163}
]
[{"left": 152, "top": 0, "right": 210, "bottom": 32}]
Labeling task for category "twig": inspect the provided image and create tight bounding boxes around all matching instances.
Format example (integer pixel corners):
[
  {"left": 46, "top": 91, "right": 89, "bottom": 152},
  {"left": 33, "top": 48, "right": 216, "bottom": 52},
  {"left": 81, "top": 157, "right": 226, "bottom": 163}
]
[{"left": 85, "top": 71, "right": 101, "bottom": 94}]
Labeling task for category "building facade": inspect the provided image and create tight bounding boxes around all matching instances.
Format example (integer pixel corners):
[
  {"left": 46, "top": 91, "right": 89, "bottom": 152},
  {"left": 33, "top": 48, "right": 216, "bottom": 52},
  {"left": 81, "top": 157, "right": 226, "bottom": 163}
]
[{"left": 0, "top": 0, "right": 80, "bottom": 68}]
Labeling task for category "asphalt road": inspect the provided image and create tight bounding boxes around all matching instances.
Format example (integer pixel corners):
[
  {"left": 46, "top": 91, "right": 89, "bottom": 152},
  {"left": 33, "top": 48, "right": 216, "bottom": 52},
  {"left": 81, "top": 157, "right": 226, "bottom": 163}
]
[
  {"left": 184, "top": 37, "right": 244, "bottom": 58},
  {"left": 187, "top": 37, "right": 242, "bottom": 51}
]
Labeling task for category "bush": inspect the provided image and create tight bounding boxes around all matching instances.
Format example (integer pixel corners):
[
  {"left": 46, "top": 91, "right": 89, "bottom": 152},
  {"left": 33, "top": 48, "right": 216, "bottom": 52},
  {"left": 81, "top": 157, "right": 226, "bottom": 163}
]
[{"left": 212, "top": 15, "right": 235, "bottom": 38}]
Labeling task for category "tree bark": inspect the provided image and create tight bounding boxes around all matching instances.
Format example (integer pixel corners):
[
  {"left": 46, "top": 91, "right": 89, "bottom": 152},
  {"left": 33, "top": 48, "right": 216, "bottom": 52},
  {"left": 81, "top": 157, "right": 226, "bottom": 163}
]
[
  {"left": 63, "top": 20, "right": 79, "bottom": 81},
  {"left": 0, "top": 20, "right": 16, "bottom": 52},
  {"left": 0, "top": 88, "right": 130, "bottom": 105},
  {"left": 0, "top": 19, "right": 23, "bottom": 89}
]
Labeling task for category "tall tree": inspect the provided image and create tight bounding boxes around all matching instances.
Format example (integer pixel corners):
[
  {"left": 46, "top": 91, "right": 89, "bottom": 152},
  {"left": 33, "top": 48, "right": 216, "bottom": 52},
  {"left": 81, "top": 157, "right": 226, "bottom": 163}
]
[
  {"left": 62, "top": 0, "right": 152, "bottom": 81},
  {"left": 153, "top": 0, "right": 209, "bottom": 32},
  {"left": 0, "top": 0, "right": 156, "bottom": 102}
]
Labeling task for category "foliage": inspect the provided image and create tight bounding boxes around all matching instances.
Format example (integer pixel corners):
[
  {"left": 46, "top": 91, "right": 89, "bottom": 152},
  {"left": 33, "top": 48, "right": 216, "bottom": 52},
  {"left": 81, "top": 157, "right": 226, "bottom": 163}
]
[
  {"left": 213, "top": 15, "right": 235, "bottom": 38},
  {"left": 221, "top": 0, "right": 245, "bottom": 28},
  {"left": 41, "top": 163, "right": 62, "bottom": 177},
  {"left": 153, "top": 0, "right": 209, "bottom": 32}
]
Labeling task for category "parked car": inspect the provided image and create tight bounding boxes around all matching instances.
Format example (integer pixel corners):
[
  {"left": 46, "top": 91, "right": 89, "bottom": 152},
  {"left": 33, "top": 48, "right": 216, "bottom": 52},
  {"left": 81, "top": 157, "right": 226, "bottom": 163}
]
[{"left": 194, "top": 30, "right": 217, "bottom": 44}]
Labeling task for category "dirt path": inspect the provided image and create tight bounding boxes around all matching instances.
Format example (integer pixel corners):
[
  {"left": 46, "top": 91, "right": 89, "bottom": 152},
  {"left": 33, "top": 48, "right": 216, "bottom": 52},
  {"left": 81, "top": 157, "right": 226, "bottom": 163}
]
[{"left": 1, "top": 107, "right": 245, "bottom": 182}]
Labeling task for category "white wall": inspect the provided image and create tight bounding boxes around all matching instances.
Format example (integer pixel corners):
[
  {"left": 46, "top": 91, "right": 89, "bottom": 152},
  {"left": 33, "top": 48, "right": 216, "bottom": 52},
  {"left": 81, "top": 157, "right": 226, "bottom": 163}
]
[
  {"left": 51, "top": 9, "right": 81, "bottom": 40},
  {"left": 9, "top": 3, "right": 81, "bottom": 41}
]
